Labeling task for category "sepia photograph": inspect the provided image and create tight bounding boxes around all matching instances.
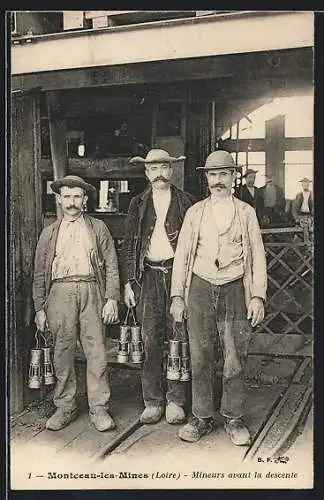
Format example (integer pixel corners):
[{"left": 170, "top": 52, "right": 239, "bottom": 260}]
[{"left": 9, "top": 10, "right": 314, "bottom": 490}]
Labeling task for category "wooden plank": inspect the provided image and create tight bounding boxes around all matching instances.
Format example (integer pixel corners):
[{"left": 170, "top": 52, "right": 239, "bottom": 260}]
[
  {"left": 46, "top": 91, "right": 69, "bottom": 217},
  {"left": 270, "top": 385, "right": 312, "bottom": 458},
  {"left": 39, "top": 157, "right": 144, "bottom": 179},
  {"left": 249, "top": 333, "right": 313, "bottom": 357},
  {"left": 244, "top": 358, "right": 308, "bottom": 460},
  {"left": 221, "top": 137, "right": 313, "bottom": 153},
  {"left": 11, "top": 92, "right": 42, "bottom": 413},
  {"left": 11, "top": 47, "right": 313, "bottom": 93}
]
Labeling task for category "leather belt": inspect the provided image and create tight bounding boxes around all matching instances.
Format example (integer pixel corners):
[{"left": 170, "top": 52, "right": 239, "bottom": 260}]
[
  {"left": 52, "top": 275, "right": 96, "bottom": 283},
  {"left": 144, "top": 258, "right": 174, "bottom": 274}
]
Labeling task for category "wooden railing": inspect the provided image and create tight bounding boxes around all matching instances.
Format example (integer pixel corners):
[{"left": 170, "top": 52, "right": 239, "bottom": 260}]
[{"left": 257, "top": 220, "right": 313, "bottom": 337}]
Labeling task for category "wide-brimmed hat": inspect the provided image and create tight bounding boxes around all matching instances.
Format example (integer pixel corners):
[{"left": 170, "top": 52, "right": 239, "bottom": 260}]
[
  {"left": 243, "top": 168, "right": 258, "bottom": 177},
  {"left": 196, "top": 150, "right": 241, "bottom": 170},
  {"left": 130, "top": 148, "right": 186, "bottom": 165},
  {"left": 51, "top": 175, "right": 96, "bottom": 195},
  {"left": 299, "top": 177, "right": 312, "bottom": 183}
]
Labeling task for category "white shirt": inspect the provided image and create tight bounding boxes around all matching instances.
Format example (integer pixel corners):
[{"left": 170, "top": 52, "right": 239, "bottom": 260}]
[
  {"left": 210, "top": 195, "right": 235, "bottom": 234},
  {"left": 301, "top": 190, "right": 311, "bottom": 213},
  {"left": 146, "top": 188, "right": 174, "bottom": 262},
  {"left": 247, "top": 186, "right": 255, "bottom": 198},
  {"left": 52, "top": 215, "right": 94, "bottom": 279}
]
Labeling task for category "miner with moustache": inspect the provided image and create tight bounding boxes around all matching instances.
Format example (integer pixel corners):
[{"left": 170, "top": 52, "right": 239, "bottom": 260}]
[
  {"left": 32, "top": 176, "right": 120, "bottom": 432},
  {"left": 170, "top": 151, "right": 267, "bottom": 445},
  {"left": 121, "top": 149, "right": 195, "bottom": 425}
]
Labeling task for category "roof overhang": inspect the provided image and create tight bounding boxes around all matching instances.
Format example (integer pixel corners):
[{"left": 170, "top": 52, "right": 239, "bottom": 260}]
[{"left": 11, "top": 11, "right": 314, "bottom": 76}]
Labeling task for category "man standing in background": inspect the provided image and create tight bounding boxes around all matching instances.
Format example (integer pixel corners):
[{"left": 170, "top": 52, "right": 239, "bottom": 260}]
[
  {"left": 239, "top": 168, "right": 264, "bottom": 222},
  {"left": 292, "top": 177, "right": 313, "bottom": 222},
  {"left": 121, "top": 149, "right": 195, "bottom": 425}
]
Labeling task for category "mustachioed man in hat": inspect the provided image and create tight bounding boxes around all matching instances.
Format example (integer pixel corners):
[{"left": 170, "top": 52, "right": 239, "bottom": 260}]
[
  {"left": 170, "top": 150, "right": 267, "bottom": 446},
  {"left": 238, "top": 168, "right": 264, "bottom": 222},
  {"left": 32, "top": 176, "right": 120, "bottom": 432},
  {"left": 292, "top": 177, "right": 313, "bottom": 222},
  {"left": 121, "top": 149, "right": 195, "bottom": 425}
]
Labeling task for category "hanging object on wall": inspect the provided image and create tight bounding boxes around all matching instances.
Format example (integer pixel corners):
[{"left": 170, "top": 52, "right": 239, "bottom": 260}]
[{"left": 77, "top": 143, "right": 85, "bottom": 157}]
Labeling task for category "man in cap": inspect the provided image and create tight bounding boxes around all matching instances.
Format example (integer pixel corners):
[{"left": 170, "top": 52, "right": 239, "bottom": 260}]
[
  {"left": 121, "top": 148, "right": 195, "bottom": 425},
  {"left": 238, "top": 168, "right": 264, "bottom": 222},
  {"left": 33, "top": 175, "right": 120, "bottom": 432},
  {"left": 170, "top": 150, "right": 267, "bottom": 445},
  {"left": 292, "top": 177, "right": 313, "bottom": 222}
]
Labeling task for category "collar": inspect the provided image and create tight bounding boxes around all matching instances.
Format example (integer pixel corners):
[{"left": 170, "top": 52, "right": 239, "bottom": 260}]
[
  {"left": 210, "top": 194, "right": 234, "bottom": 205},
  {"left": 152, "top": 186, "right": 171, "bottom": 196},
  {"left": 61, "top": 213, "right": 84, "bottom": 224},
  {"left": 139, "top": 183, "right": 176, "bottom": 200}
]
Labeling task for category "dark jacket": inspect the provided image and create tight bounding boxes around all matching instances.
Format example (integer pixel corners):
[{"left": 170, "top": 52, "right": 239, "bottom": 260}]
[
  {"left": 32, "top": 215, "right": 120, "bottom": 312},
  {"left": 121, "top": 184, "right": 195, "bottom": 285},
  {"left": 292, "top": 191, "right": 313, "bottom": 219},
  {"left": 238, "top": 185, "right": 264, "bottom": 220}
]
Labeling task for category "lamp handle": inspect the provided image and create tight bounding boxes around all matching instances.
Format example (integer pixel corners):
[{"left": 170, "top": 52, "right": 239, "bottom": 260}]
[
  {"left": 130, "top": 307, "right": 137, "bottom": 326},
  {"left": 35, "top": 329, "right": 50, "bottom": 348}
]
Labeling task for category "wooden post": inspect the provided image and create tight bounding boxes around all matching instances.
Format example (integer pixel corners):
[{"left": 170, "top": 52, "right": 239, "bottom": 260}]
[
  {"left": 11, "top": 91, "right": 42, "bottom": 413},
  {"left": 46, "top": 91, "right": 69, "bottom": 219},
  {"left": 210, "top": 101, "right": 216, "bottom": 152},
  {"left": 265, "top": 115, "right": 285, "bottom": 189}
]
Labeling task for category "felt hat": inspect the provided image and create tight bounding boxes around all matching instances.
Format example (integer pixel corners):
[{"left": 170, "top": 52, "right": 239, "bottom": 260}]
[
  {"left": 196, "top": 150, "right": 240, "bottom": 170},
  {"left": 130, "top": 148, "right": 186, "bottom": 165},
  {"left": 243, "top": 168, "right": 258, "bottom": 177},
  {"left": 51, "top": 175, "right": 96, "bottom": 195},
  {"left": 299, "top": 177, "right": 312, "bottom": 183}
]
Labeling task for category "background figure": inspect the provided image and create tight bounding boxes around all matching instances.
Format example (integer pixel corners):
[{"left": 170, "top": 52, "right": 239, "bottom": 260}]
[
  {"left": 121, "top": 149, "right": 195, "bottom": 425},
  {"left": 238, "top": 168, "right": 264, "bottom": 222},
  {"left": 33, "top": 175, "right": 120, "bottom": 432},
  {"left": 259, "top": 174, "right": 286, "bottom": 227},
  {"left": 170, "top": 150, "right": 267, "bottom": 446},
  {"left": 292, "top": 177, "right": 313, "bottom": 223}
]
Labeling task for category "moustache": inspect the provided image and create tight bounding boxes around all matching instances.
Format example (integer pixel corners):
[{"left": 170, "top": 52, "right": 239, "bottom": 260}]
[{"left": 153, "top": 176, "right": 168, "bottom": 182}]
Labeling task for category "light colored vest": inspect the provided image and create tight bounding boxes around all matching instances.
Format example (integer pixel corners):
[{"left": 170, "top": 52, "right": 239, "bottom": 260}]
[{"left": 193, "top": 198, "right": 244, "bottom": 285}]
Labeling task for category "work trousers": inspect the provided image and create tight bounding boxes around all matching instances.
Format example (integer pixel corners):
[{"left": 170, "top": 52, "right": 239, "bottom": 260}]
[
  {"left": 46, "top": 280, "right": 110, "bottom": 413},
  {"left": 136, "top": 263, "right": 187, "bottom": 408},
  {"left": 187, "top": 274, "right": 252, "bottom": 419}
]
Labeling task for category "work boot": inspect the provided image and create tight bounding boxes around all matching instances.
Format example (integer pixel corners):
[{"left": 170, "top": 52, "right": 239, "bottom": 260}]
[
  {"left": 45, "top": 408, "right": 79, "bottom": 431},
  {"left": 165, "top": 402, "right": 186, "bottom": 424},
  {"left": 140, "top": 405, "right": 164, "bottom": 424},
  {"left": 89, "top": 410, "right": 116, "bottom": 432},
  {"left": 224, "top": 417, "right": 251, "bottom": 446},
  {"left": 178, "top": 416, "right": 214, "bottom": 442}
]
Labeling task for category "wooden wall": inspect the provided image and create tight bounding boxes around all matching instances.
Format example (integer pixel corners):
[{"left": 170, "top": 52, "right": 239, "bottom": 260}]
[{"left": 10, "top": 92, "right": 42, "bottom": 414}]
